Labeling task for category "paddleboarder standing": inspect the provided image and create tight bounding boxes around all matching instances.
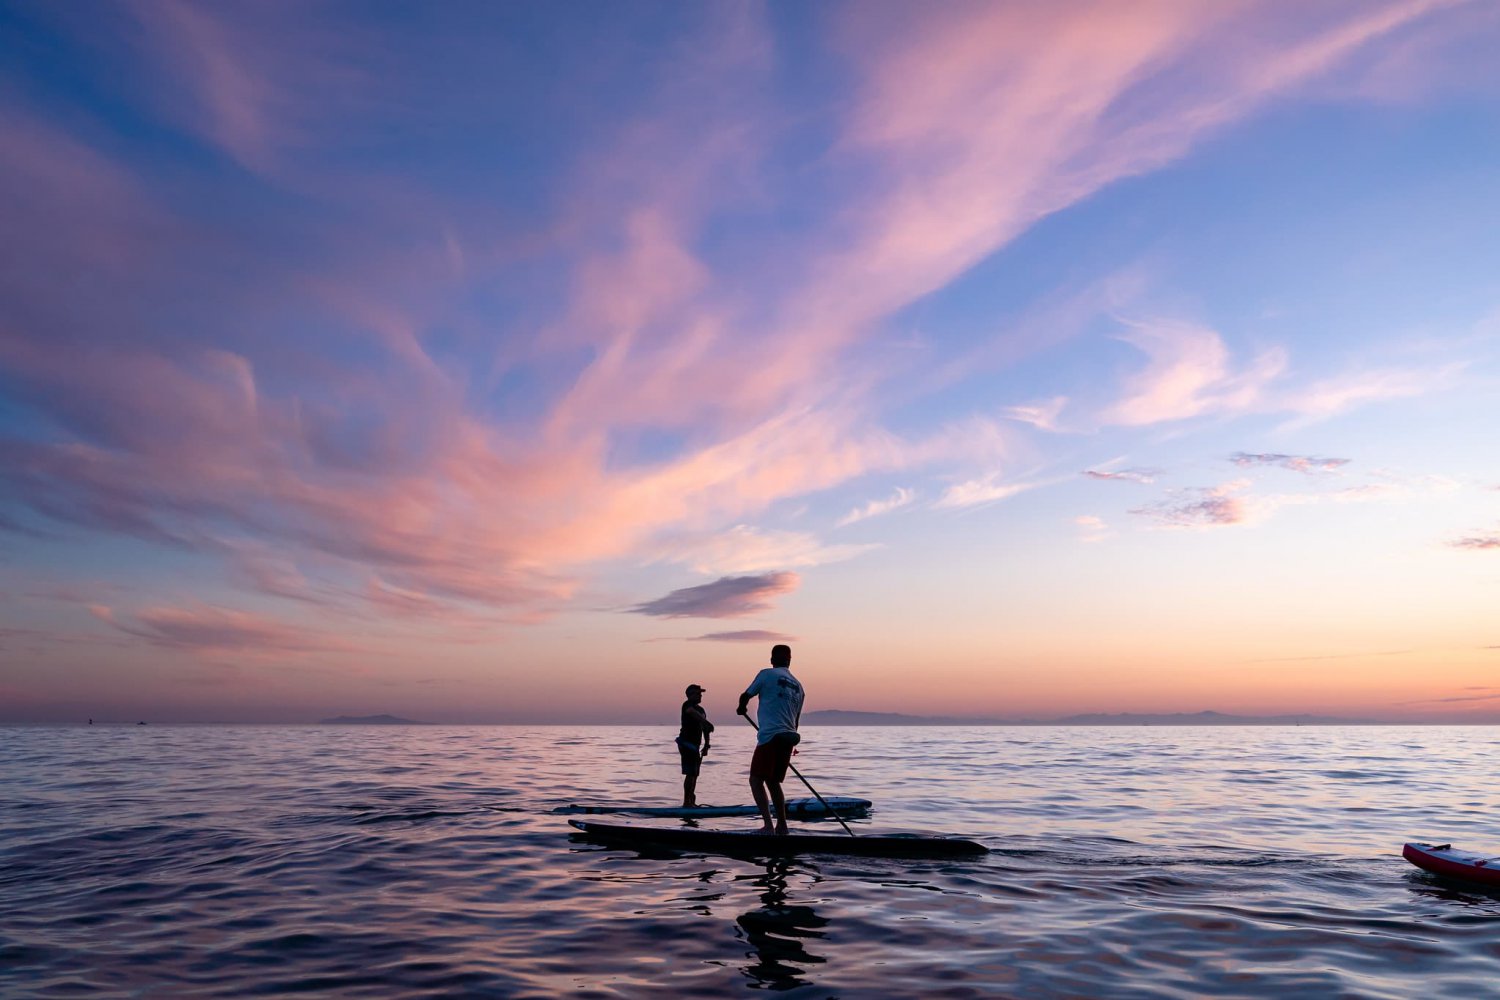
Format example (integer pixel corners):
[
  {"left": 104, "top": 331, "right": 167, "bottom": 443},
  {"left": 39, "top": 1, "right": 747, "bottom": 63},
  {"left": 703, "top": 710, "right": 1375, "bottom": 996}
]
[
  {"left": 737, "top": 644, "right": 804, "bottom": 835},
  {"left": 677, "top": 684, "right": 714, "bottom": 808}
]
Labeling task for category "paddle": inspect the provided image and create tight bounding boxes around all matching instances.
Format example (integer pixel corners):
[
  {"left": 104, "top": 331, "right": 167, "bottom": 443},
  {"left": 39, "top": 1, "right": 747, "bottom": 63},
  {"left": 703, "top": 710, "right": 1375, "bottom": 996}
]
[{"left": 741, "top": 713, "right": 856, "bottom": 839}]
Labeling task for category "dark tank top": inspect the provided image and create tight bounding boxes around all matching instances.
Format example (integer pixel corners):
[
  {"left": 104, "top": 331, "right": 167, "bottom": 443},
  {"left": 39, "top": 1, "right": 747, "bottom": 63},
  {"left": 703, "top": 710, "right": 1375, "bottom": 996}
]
[{"left": 678, "top": 701, "right": 707, "bottom": 744}]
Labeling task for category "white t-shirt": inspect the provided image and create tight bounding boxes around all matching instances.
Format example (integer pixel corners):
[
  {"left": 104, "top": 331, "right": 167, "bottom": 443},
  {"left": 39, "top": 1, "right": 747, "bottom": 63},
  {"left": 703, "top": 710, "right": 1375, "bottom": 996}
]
[{"left": 744, "top": 667, "right": 804, "bottom": 744}]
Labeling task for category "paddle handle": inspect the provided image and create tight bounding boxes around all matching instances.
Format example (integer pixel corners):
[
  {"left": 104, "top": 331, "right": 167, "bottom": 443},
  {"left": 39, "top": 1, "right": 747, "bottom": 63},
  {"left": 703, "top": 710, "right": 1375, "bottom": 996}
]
[{"left": 741, "top": 713, "right": 856, "bottom": 838}]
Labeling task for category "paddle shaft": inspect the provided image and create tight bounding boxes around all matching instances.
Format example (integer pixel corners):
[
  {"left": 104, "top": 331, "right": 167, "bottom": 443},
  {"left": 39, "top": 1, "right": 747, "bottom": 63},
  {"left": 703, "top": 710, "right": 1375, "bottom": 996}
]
[{"left": 741, "top": 713, "right": 856, "bottom": 838}]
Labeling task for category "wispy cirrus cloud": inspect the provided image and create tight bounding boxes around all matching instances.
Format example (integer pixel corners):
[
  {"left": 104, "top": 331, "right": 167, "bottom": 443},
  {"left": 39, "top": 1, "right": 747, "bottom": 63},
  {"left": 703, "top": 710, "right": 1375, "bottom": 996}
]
[
  {"left": 88, "top": 603, "right": 350, "bottom": 654},
  {"left": 1002, "top": 397, "right": 1069, "bottom": 433},
  {"left": 934, "top": 476, "right": 1035, "bottom": 510},
  {"left": 1098, "top": 322, "right": 1461, "bottom": 432},
  {"left": 1129, "top": 466, "right": 1455, "bottom": 531},
  {"left": 1396, "top": 688, "right": 1500, "bottom": 706},
  {"left": 1276, "top": 364, "right": 1464, "bottom": 427},
  {"left": 837, "top": 487, "right": 915, "bottom": 528},
  {"left": 629, "top": 572, "right": 798, "bottom": 619},
  {"left": 828, "top": 1, "right": 1442, "bottom": 348},
  {"left": 1131, "top": 480, "right": 1251, "bottom": 528},
  {"left": 1084, "top": 466, "right": 1159, "bottom": 485},
  {"left": 1232, "top": 452, "right": 1350, "bottom": 474},
  {"left": 1451, "top": 532, "right": 1500, "bottom": 551},
  {"left": 0, "top": 624, "right": 129, "bottom": 653},
  {"left": 686, "top": 629, "right": 796, "bottom": 644},
  {"left": 1092, "top": 309, "right": 1465, "bottom": 432},
  {"left": 1103, "top": 321, "right": 1286, "bottom": 427},
  {"left": 0, "top": 0, "right": 1461, "bottom": 648}
]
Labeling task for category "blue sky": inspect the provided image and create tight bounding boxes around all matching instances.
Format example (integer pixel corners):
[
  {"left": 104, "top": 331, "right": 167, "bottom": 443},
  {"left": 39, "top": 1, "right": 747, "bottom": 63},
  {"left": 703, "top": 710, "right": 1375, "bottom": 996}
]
[{"left": 2, "top": 0, "right": 1498, "bottom": 722}]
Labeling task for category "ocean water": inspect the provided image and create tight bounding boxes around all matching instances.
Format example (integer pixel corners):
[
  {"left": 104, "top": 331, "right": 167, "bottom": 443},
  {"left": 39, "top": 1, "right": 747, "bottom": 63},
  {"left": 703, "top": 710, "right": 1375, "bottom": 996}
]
[{"left": 3, "top": 724, "right": 1499, "bottom": 999}]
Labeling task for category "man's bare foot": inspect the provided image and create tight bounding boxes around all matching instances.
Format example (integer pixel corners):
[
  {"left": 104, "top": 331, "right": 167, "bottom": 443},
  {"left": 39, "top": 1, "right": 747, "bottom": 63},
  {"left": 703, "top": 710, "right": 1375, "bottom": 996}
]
[
  {"left": 757, "top": 824, "right": 775, "bottom": 835},
  {"left": 775, "top": 823, "right": 789, "bottom": 836}
]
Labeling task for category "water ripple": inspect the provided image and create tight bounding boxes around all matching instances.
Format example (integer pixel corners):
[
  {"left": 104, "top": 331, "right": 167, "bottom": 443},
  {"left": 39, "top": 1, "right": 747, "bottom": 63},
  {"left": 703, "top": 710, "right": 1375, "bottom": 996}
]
[{"left": 4, "top": 724, "right": 1500, "bottom": 997}]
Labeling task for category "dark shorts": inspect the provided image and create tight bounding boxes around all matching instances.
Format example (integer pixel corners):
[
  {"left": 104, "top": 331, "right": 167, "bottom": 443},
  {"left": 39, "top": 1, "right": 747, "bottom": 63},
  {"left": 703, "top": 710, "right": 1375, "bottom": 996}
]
[
  {"left": 677, "top": 739, "right": 701, "bottom": 776},
  {"left": 749, "top": 733, "right": 798, "bottom": 784}
]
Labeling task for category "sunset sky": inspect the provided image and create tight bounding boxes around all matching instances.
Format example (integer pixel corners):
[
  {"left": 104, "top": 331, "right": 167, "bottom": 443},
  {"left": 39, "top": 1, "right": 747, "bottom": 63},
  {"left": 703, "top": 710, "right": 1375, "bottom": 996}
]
[{"left": 3, "top": 1, "right": 1499, "bottom": 724}]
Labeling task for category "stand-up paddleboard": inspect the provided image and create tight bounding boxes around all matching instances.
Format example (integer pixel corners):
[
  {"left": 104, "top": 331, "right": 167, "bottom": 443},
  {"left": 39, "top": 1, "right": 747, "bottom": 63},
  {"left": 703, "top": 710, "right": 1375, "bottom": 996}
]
[
  {"left": 552, "top": 796, "right": 871, "bottom": 819},
  {"left": 1403, "top": 842, "right": 1500, "bottom": 887},
  {"left": 568, "top": 819, "right": 987, "bottom": 858}
]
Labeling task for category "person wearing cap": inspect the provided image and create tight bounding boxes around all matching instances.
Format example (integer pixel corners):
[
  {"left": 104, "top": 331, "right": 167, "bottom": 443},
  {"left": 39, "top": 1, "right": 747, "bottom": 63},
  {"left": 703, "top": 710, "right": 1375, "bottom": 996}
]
[
  {"left": 736, "top": 643, "right": 804, "bottom": 835},
  {"left": 677, "top": 683, "right": 715, "bottom": 808}
]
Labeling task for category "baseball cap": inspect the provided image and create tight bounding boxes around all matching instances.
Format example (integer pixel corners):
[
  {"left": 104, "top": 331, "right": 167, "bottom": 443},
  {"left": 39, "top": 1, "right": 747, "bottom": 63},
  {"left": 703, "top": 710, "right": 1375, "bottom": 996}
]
[{"left": 685, "top": 684, "right": 705, "bottom": 695}]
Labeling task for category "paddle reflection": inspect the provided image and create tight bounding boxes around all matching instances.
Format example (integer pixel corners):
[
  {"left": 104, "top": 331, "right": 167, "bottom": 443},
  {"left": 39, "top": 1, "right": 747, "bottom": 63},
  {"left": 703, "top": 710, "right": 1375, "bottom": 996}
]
[{"left": 735, "top": 859, "right": 830, "bottom": 991}]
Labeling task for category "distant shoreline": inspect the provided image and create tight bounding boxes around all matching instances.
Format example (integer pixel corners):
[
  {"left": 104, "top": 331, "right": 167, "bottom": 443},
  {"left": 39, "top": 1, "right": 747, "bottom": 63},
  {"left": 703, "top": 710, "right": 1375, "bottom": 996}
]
[{"left": 797, "top": 709, "right": 1385, "bottom": 726}]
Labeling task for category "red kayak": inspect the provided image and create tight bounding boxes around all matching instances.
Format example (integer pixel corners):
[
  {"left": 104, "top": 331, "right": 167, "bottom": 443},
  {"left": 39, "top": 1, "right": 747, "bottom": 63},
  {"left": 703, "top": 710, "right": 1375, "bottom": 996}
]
[{"left": 1403, "top": 842, "right": 1500, "bottom": 887}]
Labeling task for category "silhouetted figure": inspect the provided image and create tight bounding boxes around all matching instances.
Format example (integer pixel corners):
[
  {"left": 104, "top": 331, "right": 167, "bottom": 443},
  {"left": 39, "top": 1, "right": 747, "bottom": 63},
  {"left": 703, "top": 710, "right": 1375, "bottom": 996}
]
[
  {"left": 677, "top": 683, "right": 714, "bottom": 808},
  {"left": 737, "top": 644, "right": 804, "bottom": 835},
  {"left": 88, "top": 718, "right": 93, "bottom": 725}
]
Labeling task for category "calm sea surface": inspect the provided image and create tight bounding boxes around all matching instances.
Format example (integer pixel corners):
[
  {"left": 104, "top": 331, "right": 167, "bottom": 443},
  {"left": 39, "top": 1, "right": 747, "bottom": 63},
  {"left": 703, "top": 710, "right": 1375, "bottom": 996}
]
[{"left": 4, "top": 724, "right": 1500, "bottom": 998}]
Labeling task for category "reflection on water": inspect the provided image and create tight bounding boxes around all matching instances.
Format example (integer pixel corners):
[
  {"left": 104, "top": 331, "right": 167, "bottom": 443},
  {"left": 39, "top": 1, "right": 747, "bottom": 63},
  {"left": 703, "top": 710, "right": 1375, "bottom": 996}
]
[
  {"left": 1405, "top": 872, "right": 1500, "bottom": 908},
  {"left": 5, "top": 724, "right": 1500, "bottom": 997},
  {"left": 735, "top": 860, "right": 829, "bottom": 991}
]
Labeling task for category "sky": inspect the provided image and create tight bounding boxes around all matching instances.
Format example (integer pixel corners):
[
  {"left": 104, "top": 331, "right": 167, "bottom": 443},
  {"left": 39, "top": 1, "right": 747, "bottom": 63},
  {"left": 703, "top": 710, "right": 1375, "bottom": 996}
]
[{"left": 2, "top": 0, "right": 1499, "bottom": 724}]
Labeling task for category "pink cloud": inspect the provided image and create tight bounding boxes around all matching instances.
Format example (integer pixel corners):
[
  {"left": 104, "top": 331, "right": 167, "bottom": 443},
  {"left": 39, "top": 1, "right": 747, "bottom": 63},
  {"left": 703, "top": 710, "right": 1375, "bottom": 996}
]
[
  {"left": 1099, "top": 332, "right": 1457, "bottom": 432},
  {"left": 818, "top": 2, "right": 1440, "bottom": 328},
  {"left": 1132, "top": 481, "right": 1251, "bottom": 528},
  {"left": 836, "top": 488, "right": 915, "bottom": 528},
  {"left": 527, "top": 1, "right": 1445, "bottom": 480},
  {"left": 1103, "top": 321, "right": 1287, "bottom": 427},
  {"left": 89, "top": 603, "right": 351, "bottom": 654},
  {"left": 1232, "top": 452, "right": 1350, "bottom": 474},
  {"left": 1451, "top": 533, "right": 1500, "bottom": 551},
  {"left": 1085, "top": 468, "right": 1159, "bottom": 485},
  {"left": 934, "top": 476, "right": 1036, "bottom": 510},
  {"left": 134, "top": 0, "right": 281, "bottom": 169},
  {"left": 1327, "top": 2, "right": 1500, "bottom": 105},
  {"left": 1275, "top": 364, "right": 1462, "bottom": 426},
  {"left": 629, "top": 572, "right": 799, "bottom": 619},
  {"left": 118, "top": 0, "right": 400, "bottom": 175},
  {"left": 1002, "top": 397, "right": 1070, "bottom": 433},
  {"left": 0, "top": 624, "right": 128, "bottom": 653},
  {"left": 0, "top": 0, "right": 1462, "bottom": 639},
  {"left": 1, "top": 330, "right": 924, "bottom": 623},
  {"left": 686, "top": 630, "right": 797, "bottom": 644}
]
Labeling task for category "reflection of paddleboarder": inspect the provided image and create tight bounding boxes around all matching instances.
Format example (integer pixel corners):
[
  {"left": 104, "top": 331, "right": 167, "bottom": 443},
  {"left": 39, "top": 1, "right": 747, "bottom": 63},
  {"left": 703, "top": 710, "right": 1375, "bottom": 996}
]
[
  {"left": 677, "top": 684, "right": 714, "bottom": 808},
  {"left": 736, "top": 644, "right": 804, "bottom": 835},
  {"left": 737, "top": 859, "right": 829, "bottom": 990}
]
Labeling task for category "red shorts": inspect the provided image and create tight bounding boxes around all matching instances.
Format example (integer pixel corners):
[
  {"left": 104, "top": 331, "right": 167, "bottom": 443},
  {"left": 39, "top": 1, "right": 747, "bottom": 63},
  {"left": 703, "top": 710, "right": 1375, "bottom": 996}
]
[{"left": 750, "top": 734, "right": 797, "bottom": 783}]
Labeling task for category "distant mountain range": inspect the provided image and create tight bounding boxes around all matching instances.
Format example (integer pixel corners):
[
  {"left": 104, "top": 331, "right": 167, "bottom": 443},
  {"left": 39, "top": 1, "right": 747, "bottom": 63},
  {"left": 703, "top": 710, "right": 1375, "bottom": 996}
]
[
  {"left": 311, "top": 709, "right": 1375, "bottom": 726},
  {"left": 803, "top": 709, "right": 1374, "bottom": 726}
]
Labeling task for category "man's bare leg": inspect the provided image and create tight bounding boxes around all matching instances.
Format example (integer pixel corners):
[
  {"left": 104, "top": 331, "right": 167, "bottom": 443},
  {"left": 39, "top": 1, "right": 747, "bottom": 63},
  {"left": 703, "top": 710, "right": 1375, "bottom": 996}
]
[
  {"left": 683, "top": 773, "right": 698, "bottom": 809},
  {"left": 769, "top": 781, "right": 788, "bottom": 835},
  {"left": 750, "top": 777, "right": 774, "bottom": 833}
]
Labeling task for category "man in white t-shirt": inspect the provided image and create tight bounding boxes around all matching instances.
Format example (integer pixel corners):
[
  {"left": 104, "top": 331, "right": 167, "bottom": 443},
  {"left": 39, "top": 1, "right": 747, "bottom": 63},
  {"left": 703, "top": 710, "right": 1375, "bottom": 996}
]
[{"left": 736, "top": 644, "right": 804, "bottom": 835}]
